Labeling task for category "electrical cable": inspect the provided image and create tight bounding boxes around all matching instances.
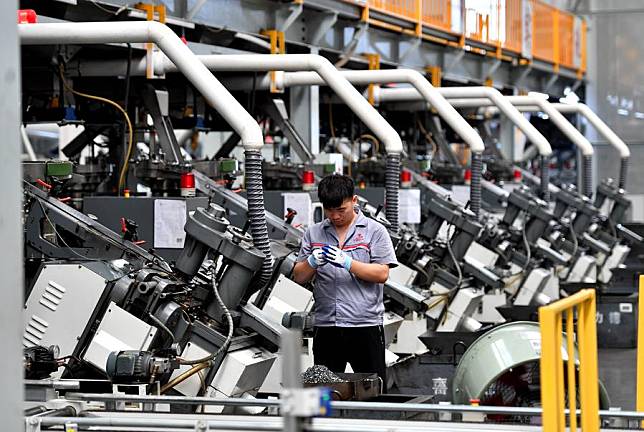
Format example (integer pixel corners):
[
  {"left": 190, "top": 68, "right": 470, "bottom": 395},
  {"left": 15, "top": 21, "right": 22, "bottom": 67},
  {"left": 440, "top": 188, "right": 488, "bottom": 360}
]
[
  {"left": 36, "top": 199, "right": 100, "bottom": 263},
  {"left": 58, "top": 64, "right": 133, "bottom": 195},
  {"left": 328, "top": 102, "right": 336, "bottom": 139},
  {"left": 160, "top": 361, "right": 211, "bottom": 394},
  {"left": 179, "top": 269, "right": 234, "bottom": 366},
  {"left": 88, "top": 0, "right": 119, "bottom": 14},
  {"left": 445, "top": 224, "right": 463, "bottom": 291},
  {"left": 148, "top": 313, "right": 175, "bottom": 344},
  {"left": 25, "top": 179, "right": 170, "bottom": 274},
  {"left": 357, "top": 133, "right": 380, "bottom": 160},
  {"left": 416, "top": 119, "right": 439, "bottom": 160},
  {"left": 428, "top": 224, "right": 464, "bottom": 328},
  {"left": 568, "top": 220, "right": 579, "bottom": 258},
  {"left": 504, "top": 223, "right": 531, "bottom": 282}
]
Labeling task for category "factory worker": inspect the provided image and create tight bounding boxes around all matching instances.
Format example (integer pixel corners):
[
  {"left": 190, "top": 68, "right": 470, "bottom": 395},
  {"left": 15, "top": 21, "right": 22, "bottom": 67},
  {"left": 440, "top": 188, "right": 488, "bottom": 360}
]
[{"left": 292, "top": 174, "right": 398, "bottom": 386}]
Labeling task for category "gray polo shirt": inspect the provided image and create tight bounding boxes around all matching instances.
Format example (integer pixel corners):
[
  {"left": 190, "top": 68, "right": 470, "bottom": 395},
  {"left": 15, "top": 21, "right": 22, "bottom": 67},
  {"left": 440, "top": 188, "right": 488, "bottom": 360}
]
[{"left": 296, "top": 209, "right": 398, "bottom": 327}]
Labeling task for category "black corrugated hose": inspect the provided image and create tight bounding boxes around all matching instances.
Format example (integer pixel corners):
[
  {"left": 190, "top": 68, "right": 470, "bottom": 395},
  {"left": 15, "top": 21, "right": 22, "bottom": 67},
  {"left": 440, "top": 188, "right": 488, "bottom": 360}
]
[
  {"left": 385, "top": 153, "right": 401, "bottom": 230},
  {"left": 470, "top": 152, "right": 482, "bottom": 218},
  {"left": 540, "top": 155, "right": 550, "bottom": 201},
  {"left": 245, "top": 150, "right": 274, "bottom": 289},
  {"left": 583, "top": 154, "right": 593, "bottom": 197},
  {"left": 619, "top": 157, "right": 628, "bottom": 190}
]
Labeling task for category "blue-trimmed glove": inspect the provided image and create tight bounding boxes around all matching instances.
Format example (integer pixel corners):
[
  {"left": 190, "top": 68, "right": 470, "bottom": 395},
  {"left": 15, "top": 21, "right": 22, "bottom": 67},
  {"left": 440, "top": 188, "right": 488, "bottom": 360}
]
[
  {"left": 322, "top": 245, "right": 353, "bottom": 271},
  {"left": 307, "top": 249, "right": 327, "bottom": 269}
]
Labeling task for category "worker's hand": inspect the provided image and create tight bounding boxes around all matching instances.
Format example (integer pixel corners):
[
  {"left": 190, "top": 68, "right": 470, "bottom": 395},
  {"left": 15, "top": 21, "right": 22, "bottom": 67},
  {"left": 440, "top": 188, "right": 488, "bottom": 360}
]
[
  {"left": 322, "top": 245, "right": 353, "bottom": 271},
  {"left": 307, "top": 249, "right": 327, "bottom": 269}
]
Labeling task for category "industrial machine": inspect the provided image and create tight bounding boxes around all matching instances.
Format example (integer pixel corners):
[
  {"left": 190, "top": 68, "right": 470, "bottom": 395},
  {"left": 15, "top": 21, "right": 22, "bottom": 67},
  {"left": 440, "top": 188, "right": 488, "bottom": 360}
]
[{"left": 15, "top": 5, "right": 634, "bottom": 429}]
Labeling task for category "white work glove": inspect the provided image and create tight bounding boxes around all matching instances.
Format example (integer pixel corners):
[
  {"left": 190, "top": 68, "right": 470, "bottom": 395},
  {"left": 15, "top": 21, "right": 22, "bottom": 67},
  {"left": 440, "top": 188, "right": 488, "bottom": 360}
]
[
  {"left": 307, "top": 249, "right": 327, "bottom": 269},
  {"left": 322, "top": 245, "right": 353, "bottom": 271}
]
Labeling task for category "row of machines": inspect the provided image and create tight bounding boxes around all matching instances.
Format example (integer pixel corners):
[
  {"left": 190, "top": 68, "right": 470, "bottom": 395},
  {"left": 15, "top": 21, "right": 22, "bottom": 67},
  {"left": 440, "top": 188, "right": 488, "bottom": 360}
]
[{"left": 19, "top": 16, "right": 637, "bottom": 423}]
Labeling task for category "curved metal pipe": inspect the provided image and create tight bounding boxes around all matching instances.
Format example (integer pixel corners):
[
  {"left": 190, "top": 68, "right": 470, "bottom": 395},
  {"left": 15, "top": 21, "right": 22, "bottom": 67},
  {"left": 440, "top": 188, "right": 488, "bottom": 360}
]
[
  {"left": 374, "top": 85, "right": 554, "bottom": 209},
  {"left": 274, "top": 69, "right": 484, "bottom": 153},
  {"left": 444, "top": 96, "right": 594, "bottom": 157},
  {"left": 553, "top": 103, "right": 629, "bottom": 158},
  {"left": 378, "top": 87, "right": 552, "bottom": 157},
  {"left": 256, "top": 69, "right": 485, "bottom": 217},
  {"left": 160, "top": 54, "right": 404, "bottom": 227},
  {"left": 553, "top": 102, "right": 629, "bottom": 189},
  {"left": 505, "top": 96, "right": 594, "bottom": 157},
  {"left": 19, "top": 21, "right": 273, "bottom": 284},
  {"left": 479, "top": 101, "right": 629, "bottom": 191},
  {"left": 19, "top": 22, "right": 263, "bottom": 150},
  {"left": 400, "top": 94, "right": 597, "bottom": 196},
  {"left": 438, "top": 88, "right": 553, "bottom": 159}
]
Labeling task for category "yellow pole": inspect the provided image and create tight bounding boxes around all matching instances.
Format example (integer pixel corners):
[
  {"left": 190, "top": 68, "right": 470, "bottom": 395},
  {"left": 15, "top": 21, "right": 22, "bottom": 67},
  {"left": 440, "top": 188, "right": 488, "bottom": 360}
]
[
  {"left": 566, "top": 308, "right": 577, "bottom": 432},
  {"left": 540, "top": 307, "right": 560, "bottom": 432},
  {"left": 578, "top": 293, "right": 600, "bottom": 432},
  {"left": 555, "top": 313, "right": 566, "bottom": 432},
  {"left": 637, "top": 275, "right": 644, "bottom": 420}
]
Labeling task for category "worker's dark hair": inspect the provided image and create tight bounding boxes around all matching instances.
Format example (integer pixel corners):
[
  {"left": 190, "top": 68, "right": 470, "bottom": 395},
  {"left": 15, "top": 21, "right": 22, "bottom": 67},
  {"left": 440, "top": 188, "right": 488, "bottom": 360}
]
[{"left": 318, "top": 174, "right": 355, "bottom": 208}]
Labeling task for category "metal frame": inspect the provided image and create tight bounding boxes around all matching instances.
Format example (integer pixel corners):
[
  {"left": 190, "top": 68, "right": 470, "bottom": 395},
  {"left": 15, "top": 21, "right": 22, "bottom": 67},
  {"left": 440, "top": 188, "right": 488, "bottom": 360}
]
[
  {"left": 1, "top": 1, "right": 22, "bottom": 431},
  {"left": 39, "top": 0, "right": 582, "bottom": 95}
]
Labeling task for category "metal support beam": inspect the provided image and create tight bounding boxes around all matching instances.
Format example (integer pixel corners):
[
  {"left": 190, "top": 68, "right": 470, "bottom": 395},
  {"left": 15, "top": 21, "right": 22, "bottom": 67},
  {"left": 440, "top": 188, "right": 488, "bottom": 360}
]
[
  {"left": 309, "top": 11, "right": 338, "bottom": 46},
  {"left": 500, "top": 112, "right": 516, "bottom": 162},
  {"left": 185, "top": 0, "right": 207, "bottom": 21},
  {"left": 213, "top": 132, "right": 241, "bottom": 159},
  {"left": 276, "top": 1, "right": 304, "bottom": 33},
  {"left": 444, "top": 49, "right": 465, "bottom": 75},
  {"left": 335, "top": 21, "right": 368, "bottom": 68},
  {"left": 544, "top": 73, "right": 559, "bottom": 93},
  {"left": 513, "top": 64, "right": 533, "bottom": 87},
  {"left": 482, "top": 58, "right": 502, "bottom": 82},
  {"left": 262, "top": 97, "right": 313, "bottom": 163},
  {"left": 399, "top": 37, "right": 421, "bottom": 63},
  {"left": 289, "top": 81, "right": 319, "bottom": 156},
  {"left": 0, "top": 2, "right": 23, "bottom": 432}
]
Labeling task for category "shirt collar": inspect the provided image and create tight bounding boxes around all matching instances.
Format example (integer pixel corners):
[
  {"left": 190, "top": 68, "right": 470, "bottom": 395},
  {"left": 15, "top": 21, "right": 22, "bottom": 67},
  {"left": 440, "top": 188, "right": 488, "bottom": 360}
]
[{"left": 323, "top": 207, "right": 368, "bottom": 229}]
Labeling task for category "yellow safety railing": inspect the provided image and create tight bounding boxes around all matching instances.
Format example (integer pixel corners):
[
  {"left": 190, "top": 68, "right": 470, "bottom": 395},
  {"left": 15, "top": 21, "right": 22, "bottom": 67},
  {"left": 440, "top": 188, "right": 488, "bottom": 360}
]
[
  {"left": 504, "top": 0, "right": 522, "bottom": 54},
  {"left": 422, "top": 0, "right": 451, "bottom": 33},
  {"left": 343, "top": 0, "right": 585, "bottom": 73},
  {"left": 539, "top": 289, "right": 599, "bottom": 432}
]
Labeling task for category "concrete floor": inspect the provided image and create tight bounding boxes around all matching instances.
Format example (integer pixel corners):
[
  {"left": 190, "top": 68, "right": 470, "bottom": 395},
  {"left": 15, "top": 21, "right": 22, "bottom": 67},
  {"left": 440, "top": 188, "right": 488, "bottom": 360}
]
[{"left": 598, "top": 349, "right": 637, "bottom": 410}]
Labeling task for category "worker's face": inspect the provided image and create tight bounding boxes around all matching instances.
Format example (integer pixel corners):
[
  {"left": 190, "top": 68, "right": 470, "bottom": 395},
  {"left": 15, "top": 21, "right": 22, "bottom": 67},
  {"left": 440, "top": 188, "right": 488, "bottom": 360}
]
[{"left": 324, "top": 196, "right": 357, "bottom": 228}]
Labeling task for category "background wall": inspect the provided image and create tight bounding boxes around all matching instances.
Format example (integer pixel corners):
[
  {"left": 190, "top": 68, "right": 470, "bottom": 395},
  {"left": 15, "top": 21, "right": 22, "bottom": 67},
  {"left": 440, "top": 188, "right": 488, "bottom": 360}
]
[{"left": 575, "top": 0, "right": 644, "bottom": 220}]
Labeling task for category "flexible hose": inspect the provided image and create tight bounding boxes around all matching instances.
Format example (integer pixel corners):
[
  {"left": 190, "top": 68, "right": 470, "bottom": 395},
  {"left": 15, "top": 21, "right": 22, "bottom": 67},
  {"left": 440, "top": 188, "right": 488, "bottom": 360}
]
[
  {"left": 569, "top": 220, "right": 579, "bottom": 258},
  {"left": 245, "top": 150, "right": 274, "bottom": 289},
  {"left": 446, "top": 225, "right": 463, "bottom": 290},
  {"left": 583, "top": 155, "right": 593, "bottom": 198},
  {"left": 540, "top": 155, "right": 550, "bottom": 201},
  {"left": 148, "top": 313, "right": 175, "bottom": 344},
  {"left": 179, "top": 271, "right": 234, "bottom": 367},
  {"left": 470, "top": 152, "right": 483, "bottom": 218},
  {"left": 160, "top": 361, "right": 210, "bottom": 394},
  {"left": 619, "top": 157, "right": 629, "bottom": 190},
  {"left": 385, "top": 153, "right": 401, "bottom": 230}
]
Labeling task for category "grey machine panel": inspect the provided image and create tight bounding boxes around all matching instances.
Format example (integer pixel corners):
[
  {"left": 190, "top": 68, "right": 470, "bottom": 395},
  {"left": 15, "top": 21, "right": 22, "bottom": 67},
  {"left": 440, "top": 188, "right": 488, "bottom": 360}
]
[
  {"left": 83, "top": 196, "right": 210, "bottom": 263},
  {"left": 24, "top": 263, "right": 108, "bottom": 377}
]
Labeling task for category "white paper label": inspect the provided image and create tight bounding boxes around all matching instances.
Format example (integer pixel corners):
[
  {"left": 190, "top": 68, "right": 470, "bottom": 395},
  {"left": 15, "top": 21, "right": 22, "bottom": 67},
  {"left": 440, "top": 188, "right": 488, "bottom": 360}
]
[
  {"left": 399, "top": 189, "right": 421, "bottom": 224},
  {"left": 154, "top": 199, "right": 187, "bottom": 249}
]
